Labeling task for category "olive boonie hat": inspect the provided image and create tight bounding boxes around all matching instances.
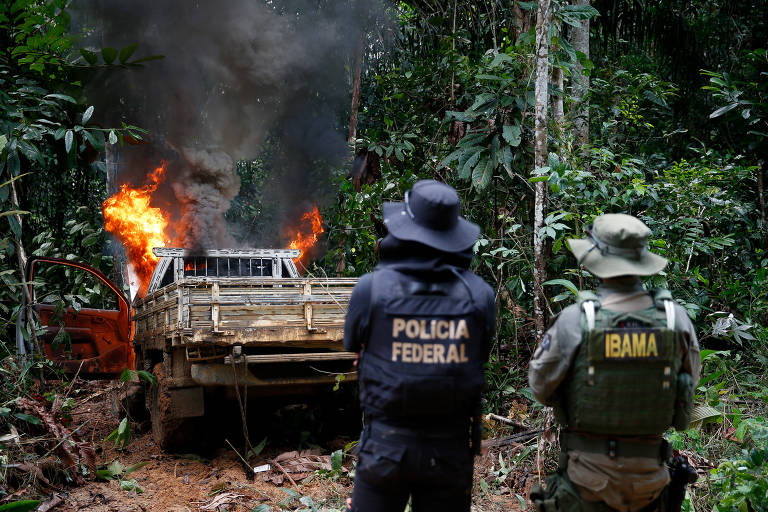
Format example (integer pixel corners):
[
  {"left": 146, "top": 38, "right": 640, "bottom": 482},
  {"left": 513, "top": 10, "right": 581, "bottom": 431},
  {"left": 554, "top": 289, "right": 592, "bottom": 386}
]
[
  {"left": 382, "top": 179, "right": 480, "bottom": 252},
  {"left": 567, "top": 213, "right": 668, "bottom": 278}
]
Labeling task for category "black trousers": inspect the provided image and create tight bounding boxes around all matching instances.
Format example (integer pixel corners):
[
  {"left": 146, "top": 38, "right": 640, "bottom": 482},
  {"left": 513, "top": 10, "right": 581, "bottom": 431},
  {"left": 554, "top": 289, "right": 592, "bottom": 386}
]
[{"left": 349, "top": 422, "right": 473, "bottom": 512}]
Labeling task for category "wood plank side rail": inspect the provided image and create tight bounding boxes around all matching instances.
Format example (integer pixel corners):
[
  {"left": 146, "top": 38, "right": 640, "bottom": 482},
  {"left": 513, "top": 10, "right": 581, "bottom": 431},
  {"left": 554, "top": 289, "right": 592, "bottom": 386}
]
[
  {"left": 133, "top": 280, "right": 356, "bottom": 331},
  {"left": 211, "top": 282, "right": 220, "bottom": 332},
  {"left": 224, "top": 352, "right": 358, "bottom": 364},
  {"left": 304, "top": 282, "right": 313, "bottom": 331}
]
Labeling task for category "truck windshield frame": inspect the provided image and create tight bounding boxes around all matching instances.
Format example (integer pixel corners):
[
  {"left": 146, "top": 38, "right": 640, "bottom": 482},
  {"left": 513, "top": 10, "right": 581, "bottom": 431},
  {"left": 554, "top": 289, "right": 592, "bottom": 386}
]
[{"left": 182, "top": 257, "right": 274, "bottom": 278}]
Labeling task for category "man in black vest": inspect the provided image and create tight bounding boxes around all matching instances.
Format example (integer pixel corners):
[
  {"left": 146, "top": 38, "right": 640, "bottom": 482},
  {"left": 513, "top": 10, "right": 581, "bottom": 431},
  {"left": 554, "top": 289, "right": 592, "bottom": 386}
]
[{"left": 344, "top": 180, "right": 495, "bottom": 512}]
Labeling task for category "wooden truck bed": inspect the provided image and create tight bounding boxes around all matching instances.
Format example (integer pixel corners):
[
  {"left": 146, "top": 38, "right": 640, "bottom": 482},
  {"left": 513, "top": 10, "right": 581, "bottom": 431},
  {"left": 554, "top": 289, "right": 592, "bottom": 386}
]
[{"left": 133, "top": 277, "right": 357, "bottom": 349}]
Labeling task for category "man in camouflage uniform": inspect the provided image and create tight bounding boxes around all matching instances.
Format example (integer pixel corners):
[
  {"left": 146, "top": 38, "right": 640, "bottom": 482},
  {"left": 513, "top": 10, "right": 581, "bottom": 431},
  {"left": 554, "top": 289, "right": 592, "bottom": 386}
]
[{"left": 529, "top": 214, "right": 701, "bottom": 512}]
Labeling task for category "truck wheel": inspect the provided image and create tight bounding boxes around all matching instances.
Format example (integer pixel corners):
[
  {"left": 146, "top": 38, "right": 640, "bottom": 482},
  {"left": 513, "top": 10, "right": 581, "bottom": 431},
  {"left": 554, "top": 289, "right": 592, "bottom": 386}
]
[{"left": 149, "top": 363, "right": 197, "bottom": 451}]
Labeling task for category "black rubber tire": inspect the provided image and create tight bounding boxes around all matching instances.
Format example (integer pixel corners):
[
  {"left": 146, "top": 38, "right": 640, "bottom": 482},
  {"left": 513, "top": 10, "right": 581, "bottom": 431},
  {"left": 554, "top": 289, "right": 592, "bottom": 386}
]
[{"left": 149, "top": 362, "right": 199, "bottom": 452}]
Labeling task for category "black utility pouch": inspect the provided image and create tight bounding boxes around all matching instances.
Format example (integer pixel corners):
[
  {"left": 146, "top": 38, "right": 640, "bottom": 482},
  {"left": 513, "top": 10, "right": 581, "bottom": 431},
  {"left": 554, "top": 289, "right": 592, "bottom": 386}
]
[{"left": 672, "top": 372, "right": 693, "bottom": 430}]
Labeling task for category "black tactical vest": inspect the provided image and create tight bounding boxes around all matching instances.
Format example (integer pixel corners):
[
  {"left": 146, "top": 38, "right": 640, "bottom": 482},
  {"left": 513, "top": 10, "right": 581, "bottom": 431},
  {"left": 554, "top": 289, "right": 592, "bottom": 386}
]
[
  {"left": 557, "top": 289, "right": 693, "bottom": 436},
  {"left": 358, "top": 268, "right": 486, "bottom": 419}
]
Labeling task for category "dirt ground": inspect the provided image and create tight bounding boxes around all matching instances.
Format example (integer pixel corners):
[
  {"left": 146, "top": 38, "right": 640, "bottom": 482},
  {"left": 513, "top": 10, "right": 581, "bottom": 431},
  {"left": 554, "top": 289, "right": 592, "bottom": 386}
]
[{"left": 43, "top": 382, "right": 533, "bottom": 512}]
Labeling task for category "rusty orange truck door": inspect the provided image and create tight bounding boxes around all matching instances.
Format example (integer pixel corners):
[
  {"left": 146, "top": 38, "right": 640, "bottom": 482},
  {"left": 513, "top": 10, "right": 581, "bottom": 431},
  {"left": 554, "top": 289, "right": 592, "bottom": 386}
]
[{"left": 19, "top": 257, "right": 133, "bottom": 377}]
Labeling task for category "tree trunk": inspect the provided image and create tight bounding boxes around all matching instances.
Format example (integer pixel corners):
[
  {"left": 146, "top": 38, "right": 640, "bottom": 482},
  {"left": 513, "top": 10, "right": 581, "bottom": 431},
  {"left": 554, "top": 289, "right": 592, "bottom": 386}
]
[
  {"left": 10, "top": 177, "right": 36, "bottom": 355},
  {"left": 347, "top": 30, "right": 365, "bottom": 145},
  {"left": 551, "top": 17, "right": 564, "bottom": 138},
  {"left": 450, "top": 0, "right": 457, "bottom": 105},
  {"left": 533, "top": 0, "right": 551, "bottom": 340},
  {"left": 341, "top": 19, "right": 366, "bottom": 276},
  {"left": 9, "top": 179, "right": 28, "bottom": 273},
  {"left": 759, "top": 163, "right": 767, "bottom": 247},
  {"left": 552, "top": 66, "right": 564, "bottom": 139},
  {"left": 571, "top": 0, "right": 590, "bottom": 149}
]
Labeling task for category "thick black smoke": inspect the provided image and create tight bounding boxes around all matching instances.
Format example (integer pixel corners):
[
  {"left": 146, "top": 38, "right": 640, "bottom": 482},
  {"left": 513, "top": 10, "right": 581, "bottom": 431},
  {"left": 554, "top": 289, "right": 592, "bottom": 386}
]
[{"left": 79, "top": 0, "right": 371, "bottom": 249}]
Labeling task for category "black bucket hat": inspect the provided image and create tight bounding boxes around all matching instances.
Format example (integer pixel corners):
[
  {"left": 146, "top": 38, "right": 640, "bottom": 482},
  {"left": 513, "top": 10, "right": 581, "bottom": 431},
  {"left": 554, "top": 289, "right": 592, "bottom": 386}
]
[{"left": 382, "top": 180, "right": 480, "bottom": 252}]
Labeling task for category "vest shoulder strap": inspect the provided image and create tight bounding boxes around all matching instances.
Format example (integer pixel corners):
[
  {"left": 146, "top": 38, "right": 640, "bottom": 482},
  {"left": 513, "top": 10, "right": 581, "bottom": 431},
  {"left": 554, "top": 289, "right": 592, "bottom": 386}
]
[
  {"left": 578, "top": 291, "right": 600, "bottom": 331},
  {"left": 652, "top": 288, "right": 673, "bottom": 303},
  {"left": 577, "top": 290, "right": 599, "bottom": 304},
  {"left": 650, "top": 288, "right": 676, "bottom": 330}
]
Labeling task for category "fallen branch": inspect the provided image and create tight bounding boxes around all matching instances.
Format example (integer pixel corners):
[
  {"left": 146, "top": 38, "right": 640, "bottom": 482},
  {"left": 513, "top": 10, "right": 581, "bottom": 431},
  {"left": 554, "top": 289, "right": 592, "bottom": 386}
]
[
  {"left": 486, "top": 413, "right": 528, "bottom": 430},
  {"left": 18, "top": 397, "right": 96, "bottom": 485},
  {"left": 270, "top": 459, "right": 301, "bottom": 493},
  {"left": 75, "top": 388, "right": 112, "bottom": 406},
  {"left": 38, "top": 493, "right": 64, "bottom": 512},
  {"left": 199, "top": 492, "right": 245, "bottom": 511},
  {"left": 482, "top": 429, "right": 543, "bottom": 449}
]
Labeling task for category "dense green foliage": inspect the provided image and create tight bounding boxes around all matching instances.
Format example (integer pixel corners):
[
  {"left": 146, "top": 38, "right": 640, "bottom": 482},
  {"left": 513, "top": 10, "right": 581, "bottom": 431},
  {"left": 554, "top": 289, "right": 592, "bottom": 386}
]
[
  {"left": 321, "top": 2, "right": 768, "bottom": 509},
  {"left": 1, "top": 0, "right": 767, "bottom": 509},
  {"left": 0, "top": 0, "right": 149, "bottom": 336}
]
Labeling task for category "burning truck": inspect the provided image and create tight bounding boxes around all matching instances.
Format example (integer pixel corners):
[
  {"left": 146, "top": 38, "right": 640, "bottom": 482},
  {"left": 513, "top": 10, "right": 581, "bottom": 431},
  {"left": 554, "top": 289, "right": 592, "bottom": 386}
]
[{"left": 17, "top": 161, "right": 358, "bottom": 450}]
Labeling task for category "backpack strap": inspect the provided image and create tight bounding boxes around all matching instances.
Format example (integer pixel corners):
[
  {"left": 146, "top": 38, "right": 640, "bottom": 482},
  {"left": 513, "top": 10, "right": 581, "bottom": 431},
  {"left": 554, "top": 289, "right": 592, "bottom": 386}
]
[{"left": 578, "top": 291, "right": 600, "bottom": 331}]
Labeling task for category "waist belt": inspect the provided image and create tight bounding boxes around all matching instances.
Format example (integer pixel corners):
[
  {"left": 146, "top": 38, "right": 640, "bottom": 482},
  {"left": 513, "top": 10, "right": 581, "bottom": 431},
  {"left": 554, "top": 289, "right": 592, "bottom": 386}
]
[
  {"left": 562, "top": 432, "right": 671, "bottom": 461},
  {"left": 369, "top": 420, "right": 468, "bottom": 440}
]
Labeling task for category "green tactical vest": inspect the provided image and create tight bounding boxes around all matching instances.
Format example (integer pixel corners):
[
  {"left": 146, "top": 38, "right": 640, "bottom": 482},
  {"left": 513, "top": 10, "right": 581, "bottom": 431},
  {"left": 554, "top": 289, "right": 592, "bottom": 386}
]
[{"left": 557, "top": 289, "right": 683, "bottom": 436}]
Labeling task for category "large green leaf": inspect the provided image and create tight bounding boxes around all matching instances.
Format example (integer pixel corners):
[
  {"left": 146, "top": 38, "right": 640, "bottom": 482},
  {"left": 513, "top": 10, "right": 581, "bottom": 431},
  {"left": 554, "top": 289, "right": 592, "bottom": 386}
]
[
  {"left": 82, "top": 129, "right": 104, "bottom": 151},
  {"left": 689, "top": 405, "right": 722, "bottom": 428},
  {"left": 64, "top": 130, "right": 74, "bottom": 153},
  {"left": 7, "top": 150, "right": 20, "bottom": 175},
  {"left": 0, "top": 501, "right": 41, "bottom": 512},
  {"left": 101, "top": 47, "right": 118, "bottom": 64},
  {"left": 469, "top": 92, "right": 498, "bottom": 112},
  {"left": 0, "top": 210, "right": 30, "bottom": 219},
  {"left": 13, "top": 413, "right": 41, "bottom": 425},
  {"left": 247, "top": 436, "right": 268, "bottom": 458},
  {"left": 119, "top": 43, "right": 138, "bottom": 64},
  {"left": 502, "top": 124, "right": 522, "bottom": 147},
  {"left": 124, "top": 461, "right": 149, "bottom": 476},
  {"left": 129, "top": 55, "right": 165, "bottom": 65},
  {"left": 710, "top": 103, "right": 739, "bottom": 119},
  {"left": 80, "top": 48, "right": 98, "bottom": 65},
  {"left": 331, "top": 449, "right": 343, "bottom": 471},
  {"left": 82, "top": 105, "right": 94, "bottom": 124},
  {"left": 8, "top": 215, "right": 21, "bottom": 239},
  {"left": 460, "top": 150, "right": 481, "bottom": 180},
  {"left": 501, "top": 146, "right": 514, "bottom": 177},
  {"left": 120, "top": 478, "right": 143, "bottom": 492},
  {"left": 108, "top": 459, "right": 125, "bottom": 476},
  {"left": 472, "top": 156, "right": 494, "bottom": 190},
  {"left": 439, "top": 149, "right": 463, "bottom": 168},
  {"left": 445, "top": 110, "right": 476, "bottom": 123},
  {"left": 543, "top": 279, "right": 579, "bottom": 296},
  {"left": 44, "top": 93, "right": 76, "bottom": 104},
  {"left": 136, "top": 370, "right": 157, "bottom": 385}
]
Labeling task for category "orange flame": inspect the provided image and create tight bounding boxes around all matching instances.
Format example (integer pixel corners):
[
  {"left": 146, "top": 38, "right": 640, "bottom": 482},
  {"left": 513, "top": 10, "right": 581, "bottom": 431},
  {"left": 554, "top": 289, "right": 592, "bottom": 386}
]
[
  {"left": 184, "top": 260, "right": 207, "bottom": 272},
  {"left": 102, "top": 164, "right": 170, "bottom": 297},
  {"left": 288, "top": 206, "right": 324, "bottom": 269}
]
